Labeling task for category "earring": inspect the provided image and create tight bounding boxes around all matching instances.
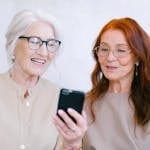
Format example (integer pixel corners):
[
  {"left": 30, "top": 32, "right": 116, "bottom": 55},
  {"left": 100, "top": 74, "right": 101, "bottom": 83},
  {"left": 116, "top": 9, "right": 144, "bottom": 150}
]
[
  {"left": 99, "top": 72, "right": 103, "bottom": 79},
  {"left": 11, "top": 55, "right": 15, "bottom": 62},
  {"left": 135, "top": 62, "right": 139, "bottom": 76}
]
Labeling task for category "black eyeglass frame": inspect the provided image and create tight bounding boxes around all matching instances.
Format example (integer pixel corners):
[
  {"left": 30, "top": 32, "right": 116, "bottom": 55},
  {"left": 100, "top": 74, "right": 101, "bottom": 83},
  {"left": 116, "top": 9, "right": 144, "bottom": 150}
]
[{"left": 19, "top": 36, "right": 61, "bottom": 52}]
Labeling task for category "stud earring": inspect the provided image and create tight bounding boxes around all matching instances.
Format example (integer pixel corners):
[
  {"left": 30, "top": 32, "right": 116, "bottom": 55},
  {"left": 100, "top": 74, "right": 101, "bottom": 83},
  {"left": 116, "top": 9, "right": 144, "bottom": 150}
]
[{"left": 11, "top": 55, "right": 15, "bottom": 62}]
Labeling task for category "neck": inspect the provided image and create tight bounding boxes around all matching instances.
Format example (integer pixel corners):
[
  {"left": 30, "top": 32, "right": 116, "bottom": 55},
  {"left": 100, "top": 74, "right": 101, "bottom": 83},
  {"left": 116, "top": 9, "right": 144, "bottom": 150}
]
[
  {"left": 9, "top": 66, "right": 39, "bottom": 89},
  {"left": 108, "top": 78, "right": 132, "bottom": 93},
  {"left": 108, "top": 70, "right": 134, "bottom": 93}
]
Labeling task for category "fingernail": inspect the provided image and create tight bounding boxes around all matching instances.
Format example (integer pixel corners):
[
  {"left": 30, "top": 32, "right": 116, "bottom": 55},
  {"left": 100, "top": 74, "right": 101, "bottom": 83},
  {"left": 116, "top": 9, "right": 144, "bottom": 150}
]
[
  {"left": 58, "top": 109, "right": 64, "bottom": 114},
  {"left": 68, "top": 108, "right": 73, "bottom": 112}
]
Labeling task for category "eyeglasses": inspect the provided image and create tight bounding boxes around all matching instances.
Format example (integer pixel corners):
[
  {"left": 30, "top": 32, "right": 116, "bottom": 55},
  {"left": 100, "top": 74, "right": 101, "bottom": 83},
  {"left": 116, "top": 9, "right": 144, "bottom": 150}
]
[
  {"left": 19, "top": 36, "right": 61, "bottom": 53},
  {"left": 94, "top": 43, "right": 131, "bottom": 58}
]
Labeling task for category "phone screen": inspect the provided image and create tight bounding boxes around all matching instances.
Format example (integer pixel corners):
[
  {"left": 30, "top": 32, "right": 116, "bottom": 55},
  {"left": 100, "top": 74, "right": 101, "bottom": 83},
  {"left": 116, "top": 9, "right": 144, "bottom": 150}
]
[{"left": 57, "top": 88, "right": 85, "bottom": 123}]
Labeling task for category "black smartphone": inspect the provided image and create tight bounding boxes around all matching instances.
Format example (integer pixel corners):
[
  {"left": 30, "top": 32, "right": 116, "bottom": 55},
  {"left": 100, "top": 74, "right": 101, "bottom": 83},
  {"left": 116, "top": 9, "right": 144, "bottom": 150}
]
[{"left": 57, "top": 88, "right": 85, "bottom": 123}]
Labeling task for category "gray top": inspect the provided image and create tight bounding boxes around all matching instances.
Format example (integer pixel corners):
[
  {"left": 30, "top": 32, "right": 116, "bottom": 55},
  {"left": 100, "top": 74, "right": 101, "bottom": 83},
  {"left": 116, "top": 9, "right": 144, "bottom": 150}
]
[{"left": 85, "top": 92, "right": 150, "bottom": 150}]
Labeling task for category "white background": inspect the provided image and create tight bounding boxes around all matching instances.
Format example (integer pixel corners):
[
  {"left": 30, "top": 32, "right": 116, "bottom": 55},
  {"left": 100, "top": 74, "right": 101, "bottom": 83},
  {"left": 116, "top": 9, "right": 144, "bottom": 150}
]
[{"left": 0, "top": 0, "right": 149, "bottom": 91}]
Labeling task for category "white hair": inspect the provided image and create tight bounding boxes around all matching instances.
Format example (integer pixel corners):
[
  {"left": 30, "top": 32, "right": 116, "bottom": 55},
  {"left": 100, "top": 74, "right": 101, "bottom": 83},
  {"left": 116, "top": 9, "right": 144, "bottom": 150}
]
[{"left": 5, "top": 9, "right": 61, "bottom": 64}]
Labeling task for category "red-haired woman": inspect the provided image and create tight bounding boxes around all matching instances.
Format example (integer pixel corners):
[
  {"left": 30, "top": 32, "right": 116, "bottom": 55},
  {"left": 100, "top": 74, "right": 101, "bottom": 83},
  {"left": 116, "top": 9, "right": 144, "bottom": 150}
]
[{"left": 85, "top": 17, "right": 150, "bottom": 150}]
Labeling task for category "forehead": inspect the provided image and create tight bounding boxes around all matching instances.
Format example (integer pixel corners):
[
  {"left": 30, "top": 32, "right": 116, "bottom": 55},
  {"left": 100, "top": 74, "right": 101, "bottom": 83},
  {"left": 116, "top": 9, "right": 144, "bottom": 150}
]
[
  {"left": 101, "top": 29, "right": 127, "bottom": 45},
  {"left": 24, "top": 21, "right": 55, "bottom": 39}
]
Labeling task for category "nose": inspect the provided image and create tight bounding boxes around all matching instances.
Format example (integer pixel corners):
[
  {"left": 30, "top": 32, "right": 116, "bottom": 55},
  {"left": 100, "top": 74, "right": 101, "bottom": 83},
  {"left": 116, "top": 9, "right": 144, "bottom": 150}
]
[
  {"left": 37, "top": 43, "right": 48, "bottom": 56},
  {"left": 107, "top": 50, "right": 116, "bottom": 61}
]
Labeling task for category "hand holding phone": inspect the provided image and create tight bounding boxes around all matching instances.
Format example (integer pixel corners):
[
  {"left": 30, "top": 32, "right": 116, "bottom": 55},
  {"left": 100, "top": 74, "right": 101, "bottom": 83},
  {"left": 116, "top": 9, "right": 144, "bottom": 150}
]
[{"left": 57, "top": 88, "right": 85, "bottom": 123}]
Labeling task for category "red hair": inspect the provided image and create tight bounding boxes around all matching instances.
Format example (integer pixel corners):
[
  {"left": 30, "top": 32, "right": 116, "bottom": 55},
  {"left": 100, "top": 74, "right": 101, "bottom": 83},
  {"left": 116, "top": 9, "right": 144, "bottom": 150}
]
[{"left": 87, "top": 17, "right": 150, "bottom": 126}]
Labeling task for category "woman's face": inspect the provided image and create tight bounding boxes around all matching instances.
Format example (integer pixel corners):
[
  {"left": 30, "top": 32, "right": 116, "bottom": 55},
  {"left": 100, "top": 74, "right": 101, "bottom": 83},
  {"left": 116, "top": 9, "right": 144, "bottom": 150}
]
[
  {"left": 98, "top": 29, "right": 137, "bottom": 82},
  {"left": 14, "top": 21, "right": 57, "bottom": 77}
]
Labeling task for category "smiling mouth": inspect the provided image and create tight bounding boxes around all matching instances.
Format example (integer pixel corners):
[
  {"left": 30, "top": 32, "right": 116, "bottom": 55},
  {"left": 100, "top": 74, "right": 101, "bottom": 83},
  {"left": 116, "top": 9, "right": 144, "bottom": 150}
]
[
  {"left": 31, "top": 58, "right": 46, "bottom": 64},
  {"left": 105, "top": 66, "right": 118, "bottom": 71},
  {"left": 106, "top": 66, "right": 117, "bottom": 69}
]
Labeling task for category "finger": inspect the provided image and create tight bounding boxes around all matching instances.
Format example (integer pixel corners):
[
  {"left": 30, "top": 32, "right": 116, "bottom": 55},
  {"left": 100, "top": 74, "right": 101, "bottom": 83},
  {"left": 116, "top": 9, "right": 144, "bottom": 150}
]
[
  {"left": 53, "top": 114, "right": 65, "bottom": 126},
  {"left": 58, "top": 109, "right": 77, "bottom": 131},
  {"left": 55, "top": 123, "right": 72, "bottom": 139},
  {"left": 53, "top": 114, "right": 70, "bottom": 131},
  {"left": 67, "top": 108, "right": 87, "bottom": 129},
  {"left": 54, "top": 115, "right": 79, "bottom": 139}
]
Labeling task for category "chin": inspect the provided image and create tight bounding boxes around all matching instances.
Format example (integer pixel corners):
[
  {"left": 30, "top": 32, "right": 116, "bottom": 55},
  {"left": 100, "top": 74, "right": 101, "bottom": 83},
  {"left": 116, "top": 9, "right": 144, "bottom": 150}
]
[
  {"left": 29, "top": 69, "right": 44, "bottom": 77},
  {"left": 104, "top": 74, "right": 119, "bottom": 81}
]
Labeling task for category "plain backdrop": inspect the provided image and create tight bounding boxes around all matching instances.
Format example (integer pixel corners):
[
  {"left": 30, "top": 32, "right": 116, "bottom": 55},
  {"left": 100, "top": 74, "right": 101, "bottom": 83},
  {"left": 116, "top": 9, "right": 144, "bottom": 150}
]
[{"left": 0, "top": 0, "right": 149, "bottom": 91}]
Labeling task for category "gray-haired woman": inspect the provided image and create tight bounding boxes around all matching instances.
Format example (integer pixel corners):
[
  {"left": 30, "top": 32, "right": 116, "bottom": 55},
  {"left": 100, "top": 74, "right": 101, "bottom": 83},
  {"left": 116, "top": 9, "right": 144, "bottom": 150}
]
[{"left": 0, "top": 9, "right": 87, "bottom": 150}]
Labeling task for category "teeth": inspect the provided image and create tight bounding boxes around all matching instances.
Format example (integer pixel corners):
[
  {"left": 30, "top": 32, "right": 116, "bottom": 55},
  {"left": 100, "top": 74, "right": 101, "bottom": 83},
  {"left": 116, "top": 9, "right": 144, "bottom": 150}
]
[{"left": 31, "top": 58, "right": 46, "bottom": 64}]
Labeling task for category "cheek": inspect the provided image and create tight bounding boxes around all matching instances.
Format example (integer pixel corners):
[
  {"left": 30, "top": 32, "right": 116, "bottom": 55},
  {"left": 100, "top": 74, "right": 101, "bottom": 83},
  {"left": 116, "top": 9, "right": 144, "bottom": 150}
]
[
  {"left": 15, "top": 49, "right": 30, "bottom": 62},
  {"left": 118, "top": 55, "right": 136, "bottom": 67},
  {"left": 98, "top": 57, "right": 105, "bottom": 65},
  {"left": 14, "top": 47, "right": 32, "bottom": 66},
  {"left": 15, "top": 42, "right": 29, "bottom": 57},
  {"left": 118, "top": 57, "right": 136, "bottom": 74},
  {"left": 119, "top": 59, "right": 130, "bottom": 66}
]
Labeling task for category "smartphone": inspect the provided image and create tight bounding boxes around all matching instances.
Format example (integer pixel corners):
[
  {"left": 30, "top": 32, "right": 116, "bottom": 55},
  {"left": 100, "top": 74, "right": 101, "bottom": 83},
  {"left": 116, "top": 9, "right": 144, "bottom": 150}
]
[{"left": 57, "top": 88, "right": 85, "bottom": 123}]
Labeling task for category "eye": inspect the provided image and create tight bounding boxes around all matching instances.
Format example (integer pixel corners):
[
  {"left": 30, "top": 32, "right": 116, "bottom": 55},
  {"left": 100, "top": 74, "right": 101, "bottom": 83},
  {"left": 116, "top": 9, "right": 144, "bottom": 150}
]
[
  {"left": 48, "top": 42, "right": 55, "bottom": 47},
  {"left": 117, "top": 49, "right": 127, "bottom": 53},
  {"left": 117, "top": 44, "right": 130, "bottom": 53},
  {"left": 100, "top": 47, "right": 109, "bottom": 52},
  {"left": 29, "top": 37, "right": 41, "bottom": 44},
  {"left": 47, "top": 40, "right": 58, "bottom": 47}
]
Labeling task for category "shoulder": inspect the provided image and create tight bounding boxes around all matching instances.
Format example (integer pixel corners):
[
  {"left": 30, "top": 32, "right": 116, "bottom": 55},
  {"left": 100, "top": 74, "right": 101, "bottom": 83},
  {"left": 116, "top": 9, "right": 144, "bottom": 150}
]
[
  {"left": 0, "top": 72, "right": 8, "bottom": 79},
  {"left": 0, "top": 72, "right": 9, "bottom": 84},
  {"left": 40, "top": 78, "right": 60, "bottom": 89},
  {"left": 38, "top": 77, "right": 61, "bottom": 95},
  {"left": 35, "top": 78, "right": 61, "bottom": 107}
]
